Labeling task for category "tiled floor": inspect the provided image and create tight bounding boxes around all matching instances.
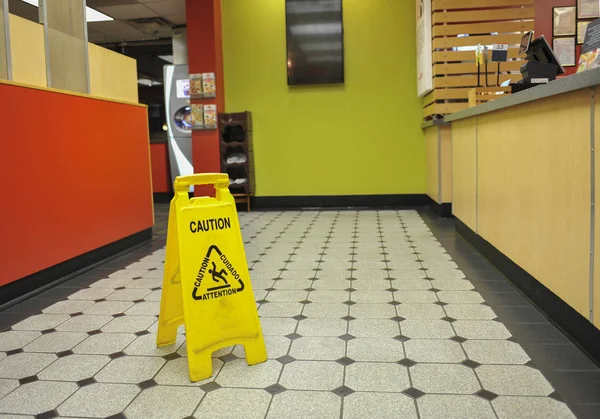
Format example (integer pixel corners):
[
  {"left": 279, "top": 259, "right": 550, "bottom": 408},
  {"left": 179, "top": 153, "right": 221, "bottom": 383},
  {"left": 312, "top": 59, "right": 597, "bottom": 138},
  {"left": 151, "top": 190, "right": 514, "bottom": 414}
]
[{"left": 0, "top": 206, "right": 599, "bottom": 418}]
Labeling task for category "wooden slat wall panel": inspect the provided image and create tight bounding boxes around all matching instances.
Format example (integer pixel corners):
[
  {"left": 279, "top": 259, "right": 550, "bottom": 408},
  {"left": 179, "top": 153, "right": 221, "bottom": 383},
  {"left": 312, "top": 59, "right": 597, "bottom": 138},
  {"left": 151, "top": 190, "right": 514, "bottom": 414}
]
[
  {"left": 433, "top": 34, "right": 524, "bottom": 49},
  {"left": 432, "top": 0, "right": 534, "bottom": 11},
  {"left": 434, "top": 61, "right": 522, "bottom": 75},
  {"left": 422, "top": 1, "right": 534, "bottom": 119},
  {"left": 433, "top": 48, "right": 521, "bottom": 62},
  {"left": 433, "top": 21, "right": 534, "bottom": 37},
  {"left": 433, "top": 7, "right": 534, "bottom": 24}
]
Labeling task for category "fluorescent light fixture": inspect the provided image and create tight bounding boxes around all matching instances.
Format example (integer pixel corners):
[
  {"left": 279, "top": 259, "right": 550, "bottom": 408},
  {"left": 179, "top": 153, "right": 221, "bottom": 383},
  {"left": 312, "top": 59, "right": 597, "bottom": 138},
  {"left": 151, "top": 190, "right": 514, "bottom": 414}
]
[
  {"left": 21, "top": 0, "right": 113, "bottom": 22},
  {"left": 289, "top": 22, "right": 341, "bottom": 36}
]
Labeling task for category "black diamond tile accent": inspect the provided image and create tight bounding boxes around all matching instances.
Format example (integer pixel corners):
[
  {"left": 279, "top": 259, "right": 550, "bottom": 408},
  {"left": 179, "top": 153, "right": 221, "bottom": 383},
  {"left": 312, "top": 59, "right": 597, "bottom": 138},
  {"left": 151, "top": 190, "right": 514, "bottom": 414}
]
[
  {"left": 442, "top": 316, "right": 457, "bottom": 323},
  {"left": 336, "top": 356, "right": 355, "bottom": 366},
  {"left": 256, "top": 299, "right": 269, "bottom": 304},
  {"left": 70, "top": 312, "right": 84, "bottom": 317},
  {"left": 293, "top": 314, "right": 308, "bottom": 321},
  {"left": 132, "top": 276, "right": 143, "bottom": 280},
  {"left": 265, "top": 384, "right": 287, "bottom": 395},
  {"left": 276, "top": 355, "right": 296, "bottom": 365},
  {"left": 6, "top": 348, "right": 23, "bottom": 356},
  {"left": 303, "top": 288, "right": 316, "bottom": 292},
  {"left": 476, "top": 389, "right": 499, "bottom": 401},
  {"left": 218, "top": 353, "right": 238, "bottom": 363},
  {"left": 87, "top": 329, "right": 102, "bottom": 336},
  {"left": 106, "top": 413, "right": 127, "bottom": 419},
  {"left": 393, "top": 335, "right": 410, "bottom": 342},
  {"left": 341, "top": 315, "right": 356, "bottom": 321},
  {"left": 416, "top": 259, "right": 424, "bottom": 263},
  {"left": 94, "top": 298, "right": 107, "bottom": 303},
  {"left": 76, "top": 377, "right": 97, "bottom": 387},
  {"left": 19, "top": 375, "right": 39, "bottom": 385},
  {"left": 35, "top": 410, "right": 58, "bottom": 419},
  {"left": 148, "top": 268, "right": 158, "bottom": 271},
  {"left": 338, "top": 333, "right": 356, "bottom": 341},
  {"left": 388, "top": 301, "right": 401, "bottom": 306},
  {"left": 133, "top": 299, "right": 145, "bottom": 303},
  {"left": 113, "top": 313, "right": 126, "bottom": 318},
  {"left": 200, "top": 381, "right": 221, "bottom": 393},
  {"left": 41, "top": 328, "right": 55, "bottom": 335},
  {"left": 299, "top": 300, "right": 312, "bottom": 305},
  {"left": 548, "top": 391, "right": 563, "bottom": 402},
  {"left": 397, "top": 358, "right": 417, "bottom": 367},
  {"left": 419, "top": 267, "right": 428, "bottom": 271},
  {"left": 115, "top": 287, "right": 126, "bottom": 291},
  {"left": 343, "top": 300, "right": 357, "bottom": 306},
  {"left": 285, "top": 333, "right": 302, "bottom": 341},
  {"left": 163, "top": 352, "right": 182, "bottom": 361},
  {"left": 109, "top": 351, "right": 126, "bottom": 359},
  {"left": 461, "top": 359, "right": 481, "bottom": 369},
  {"left": 386, "top": 287, "right": 399, "bottom": 292},
  {"left": 265, "top": 287, "right": 276, "bottom": 292},
  {"left": 57, "top": 350, "right": 74, "bottom": 358},
  {"left": 434, "top": 301, "right": 448, "bottom": 306},
  {"left": 345, "top": 288, "right": 357, "bottom": 292},
  {"left": 151, "top": 287, "right": 161, "bottom": 291},
  {"left": 139, "top": 379, "right": 158, "bottom": 390},
  {"left": 332, "top": 385, "right": 355, "bottom": 397},
  {"left": 451, "top": 336, "right": 467, "bottom": 343},
  {"left": 135, "top": 330, "right": 151, "bottom": 336},
  {"left": 430, "top": 288, "right": 441, "bottom": 292},
  {"left": 390, "top": 316, "right": 406, "bottom": 322},
  {"left": 402, "top": 387, "right": 425, "bottom": 399}
]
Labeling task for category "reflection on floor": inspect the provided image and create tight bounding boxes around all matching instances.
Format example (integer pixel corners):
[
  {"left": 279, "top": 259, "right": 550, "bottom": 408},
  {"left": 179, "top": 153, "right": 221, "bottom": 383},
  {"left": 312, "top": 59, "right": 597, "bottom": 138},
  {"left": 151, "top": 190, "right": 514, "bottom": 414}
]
[{"left": 0, "top": 206, "right": 598, "bottom": 418}]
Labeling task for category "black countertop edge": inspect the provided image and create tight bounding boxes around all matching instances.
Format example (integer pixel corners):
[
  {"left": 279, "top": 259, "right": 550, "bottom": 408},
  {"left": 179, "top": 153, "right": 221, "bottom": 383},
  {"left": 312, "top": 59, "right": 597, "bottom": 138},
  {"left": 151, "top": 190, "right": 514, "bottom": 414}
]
[
  {"left": 421, "top": 118, "right": 447, "bottom": 129},
  {"left": 445, "top": 68, "right": 600, "bottom": 123}
]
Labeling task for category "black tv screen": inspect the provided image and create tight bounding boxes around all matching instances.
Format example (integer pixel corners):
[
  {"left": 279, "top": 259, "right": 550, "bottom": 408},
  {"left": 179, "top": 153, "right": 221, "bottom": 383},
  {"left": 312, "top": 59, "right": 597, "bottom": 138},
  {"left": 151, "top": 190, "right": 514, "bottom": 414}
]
[{"left": 285, "top": 0, "right": 344, "bottom": 85}]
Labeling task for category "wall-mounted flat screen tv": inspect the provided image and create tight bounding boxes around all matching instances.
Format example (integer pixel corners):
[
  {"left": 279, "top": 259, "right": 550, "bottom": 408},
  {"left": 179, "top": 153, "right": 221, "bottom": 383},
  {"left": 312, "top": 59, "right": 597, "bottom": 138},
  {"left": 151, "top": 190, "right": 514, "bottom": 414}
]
[{"left": 285, "top": 0, "right": 344, "bottom": 85}]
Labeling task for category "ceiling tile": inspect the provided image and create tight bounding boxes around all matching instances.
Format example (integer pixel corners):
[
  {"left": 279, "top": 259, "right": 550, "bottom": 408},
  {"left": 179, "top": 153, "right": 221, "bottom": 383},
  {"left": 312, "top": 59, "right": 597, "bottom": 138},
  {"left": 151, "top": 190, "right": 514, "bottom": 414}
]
[
  {"left": 165, "top": 13, "right": 185, "bottom": 25},
  {"left": 96, "top": 4, "right": 159, "bottom": 19},
  {"left": 144, "top": 0, "right": 185, "bottom": 16}
]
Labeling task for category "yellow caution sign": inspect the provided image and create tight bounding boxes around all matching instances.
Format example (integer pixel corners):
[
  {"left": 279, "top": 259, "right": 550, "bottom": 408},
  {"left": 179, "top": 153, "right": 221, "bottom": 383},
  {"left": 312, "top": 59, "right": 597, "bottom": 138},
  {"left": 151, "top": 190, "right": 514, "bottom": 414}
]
[{"left": 156, "top": 173, "right": 267, "bottom": 382}]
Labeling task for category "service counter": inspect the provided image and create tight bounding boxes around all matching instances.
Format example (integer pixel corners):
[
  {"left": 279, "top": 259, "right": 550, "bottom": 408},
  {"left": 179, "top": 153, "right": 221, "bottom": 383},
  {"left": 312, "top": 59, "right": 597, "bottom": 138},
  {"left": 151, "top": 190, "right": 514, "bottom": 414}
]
[{"left": 445, "top": 68, "right": 600, "bottom": 359}]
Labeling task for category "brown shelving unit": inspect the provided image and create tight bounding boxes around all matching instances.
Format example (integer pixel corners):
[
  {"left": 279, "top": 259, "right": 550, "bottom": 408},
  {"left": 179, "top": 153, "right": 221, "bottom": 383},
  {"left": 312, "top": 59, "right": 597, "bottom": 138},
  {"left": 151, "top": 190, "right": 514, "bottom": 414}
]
[{"left": 218, "top": 111, "right": 254, "bottom": 211}]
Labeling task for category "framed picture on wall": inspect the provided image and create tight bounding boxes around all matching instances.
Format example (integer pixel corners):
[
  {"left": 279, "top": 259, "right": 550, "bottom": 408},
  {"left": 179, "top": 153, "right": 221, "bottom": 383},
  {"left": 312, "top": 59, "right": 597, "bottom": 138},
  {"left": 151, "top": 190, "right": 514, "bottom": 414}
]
[
  {"left": 554, "top": 7, "right": 576, "bottom": 36},
  {"left": 578, "top": 0, "right": 600, "bottom": 19},
  {"left": 553, "top": 37, "right": 577, "bottom": 66},
  {"left": 578, "top": 20, "right": 592, "bottom": 44}
]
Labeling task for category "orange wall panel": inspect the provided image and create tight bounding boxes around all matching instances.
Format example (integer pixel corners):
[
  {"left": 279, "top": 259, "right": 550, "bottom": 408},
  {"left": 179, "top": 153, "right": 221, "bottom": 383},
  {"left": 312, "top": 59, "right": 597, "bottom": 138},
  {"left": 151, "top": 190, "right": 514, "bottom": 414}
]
[
  {"left": 150, "top": 143, "right": 172, "bottom": 193},
  {"left": 0, "top": 83, "right": 154, "bottom": 287}
]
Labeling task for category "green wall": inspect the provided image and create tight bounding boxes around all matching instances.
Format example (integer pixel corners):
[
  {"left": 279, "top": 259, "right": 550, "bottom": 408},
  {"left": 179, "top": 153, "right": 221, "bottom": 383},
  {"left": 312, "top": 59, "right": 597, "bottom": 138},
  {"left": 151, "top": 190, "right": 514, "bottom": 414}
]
[{"left": 222, "top": 0, "right": 425, "bottom": 197}]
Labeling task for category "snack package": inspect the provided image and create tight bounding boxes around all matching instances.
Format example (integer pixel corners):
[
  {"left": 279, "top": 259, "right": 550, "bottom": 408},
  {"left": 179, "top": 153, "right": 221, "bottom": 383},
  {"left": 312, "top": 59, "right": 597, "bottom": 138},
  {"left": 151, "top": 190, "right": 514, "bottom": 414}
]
[
  {"left": 202, "top": 73, "right": 216, "bottom": 96},
  {"left": 189, "top": 73, "right": 203, "bottom": 96},
  {"left": 577, "top": 49, "right": 600, "bottom": 73},
  {"left": 203, "top": 104, "right": 217, "bottom": 127},
  {"left": 191, "top": 104, "right": 204, "bottom": 127}
]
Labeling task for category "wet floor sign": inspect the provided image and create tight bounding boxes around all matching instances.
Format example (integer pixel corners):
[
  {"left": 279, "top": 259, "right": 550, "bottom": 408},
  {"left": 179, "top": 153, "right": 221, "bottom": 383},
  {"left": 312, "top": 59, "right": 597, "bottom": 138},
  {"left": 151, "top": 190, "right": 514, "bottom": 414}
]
[{"left": 156, "top": 173, "right": 267, "bottom": 382}]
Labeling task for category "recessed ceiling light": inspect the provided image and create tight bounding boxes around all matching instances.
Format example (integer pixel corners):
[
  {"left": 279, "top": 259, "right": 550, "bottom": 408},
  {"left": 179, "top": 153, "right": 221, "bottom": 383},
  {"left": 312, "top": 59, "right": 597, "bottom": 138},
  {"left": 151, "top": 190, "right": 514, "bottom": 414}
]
[{"left": 20, "top": 0, "right": 113, "bottom": 22}]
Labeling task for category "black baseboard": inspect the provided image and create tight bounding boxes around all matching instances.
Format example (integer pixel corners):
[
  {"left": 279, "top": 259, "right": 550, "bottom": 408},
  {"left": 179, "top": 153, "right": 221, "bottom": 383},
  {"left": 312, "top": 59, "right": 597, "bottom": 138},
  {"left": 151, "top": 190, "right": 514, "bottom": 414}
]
[
  {"left": 425, "top": 196, "right": 453, "bottom": 218},
  {"left": 153, "top": 192, "right": 174, "bottom": 203},
  {"left": 253, "top": 194, "right": 430, "bottom": 210},
  {"left": 456, "top": 220, "right": 600, "bottom": 365},
  {"left": 0, "top": 228, "right": 152, "bottom": 307}
]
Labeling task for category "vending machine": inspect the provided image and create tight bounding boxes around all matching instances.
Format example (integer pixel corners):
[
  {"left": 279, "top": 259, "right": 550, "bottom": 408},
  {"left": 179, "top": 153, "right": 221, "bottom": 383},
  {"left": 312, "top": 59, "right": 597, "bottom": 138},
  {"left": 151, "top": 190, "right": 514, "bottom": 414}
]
[{"left": 164, "top": 64, "right": 193, "bottom": 188}]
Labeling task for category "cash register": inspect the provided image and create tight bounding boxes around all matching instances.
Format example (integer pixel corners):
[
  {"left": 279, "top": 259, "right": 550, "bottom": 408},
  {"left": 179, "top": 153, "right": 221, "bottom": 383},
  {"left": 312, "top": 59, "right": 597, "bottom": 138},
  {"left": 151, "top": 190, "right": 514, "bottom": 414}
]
[{"left": 512, "top": 32, "right": 565, "bottom": 93}]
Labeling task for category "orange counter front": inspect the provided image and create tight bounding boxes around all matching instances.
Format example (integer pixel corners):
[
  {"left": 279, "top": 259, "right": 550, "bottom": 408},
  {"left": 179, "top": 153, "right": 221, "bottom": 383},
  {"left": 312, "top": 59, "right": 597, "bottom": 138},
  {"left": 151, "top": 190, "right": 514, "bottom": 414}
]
[{"left": 0, "top": 81, "right": 154, "bottom": 303}]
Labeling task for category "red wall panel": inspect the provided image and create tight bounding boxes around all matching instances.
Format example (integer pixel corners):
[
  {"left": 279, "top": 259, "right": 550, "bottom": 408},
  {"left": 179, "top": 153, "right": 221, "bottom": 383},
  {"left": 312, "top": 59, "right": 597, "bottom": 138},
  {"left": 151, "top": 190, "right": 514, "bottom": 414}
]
[
  {"left": 535, "top": 0, "right": 580, "bottom": 76},
  {"left": 150, "top": 143, "right": 172, "bottom": 193},
  {"left": 0, "top": 83, "right": 154, "bottom": 287}
]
